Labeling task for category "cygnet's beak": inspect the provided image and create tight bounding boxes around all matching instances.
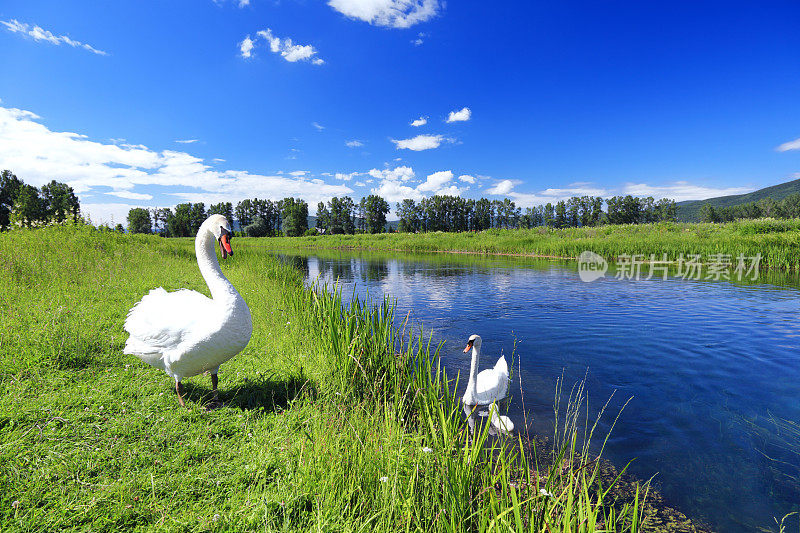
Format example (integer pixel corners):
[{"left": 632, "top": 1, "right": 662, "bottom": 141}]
[{"left": 463, "top": 340, "right": 474, "bottom": 353}]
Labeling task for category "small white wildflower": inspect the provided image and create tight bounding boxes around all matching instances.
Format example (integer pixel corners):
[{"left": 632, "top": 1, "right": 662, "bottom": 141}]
[
  {"left": 213, "top": 514, "right": 220, "bottom": 521},
  {"left": 422, "top": 447, "right": 433, "bottom": 453},
  {"left": 379, "top": 476, "right": 388, "bottom": 483},
  {"left": 539, "top": 488, "right": 554, "bottom": 498},
  {"left": 12, "top": 500, "right": 21, "bottom": 509}
]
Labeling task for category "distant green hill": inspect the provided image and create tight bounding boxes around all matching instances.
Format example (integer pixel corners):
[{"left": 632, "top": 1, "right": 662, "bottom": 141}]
[{"left": 676, "top": 178, "right": 800, "bottom": 221}]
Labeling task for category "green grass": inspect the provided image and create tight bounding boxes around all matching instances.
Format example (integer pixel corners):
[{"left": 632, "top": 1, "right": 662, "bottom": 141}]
[
  {"left": 254, "top": 219, "right": 800, "bottom": 271},
  {"left": 2, "top": 223, "right": 660, "bottom": 531}
]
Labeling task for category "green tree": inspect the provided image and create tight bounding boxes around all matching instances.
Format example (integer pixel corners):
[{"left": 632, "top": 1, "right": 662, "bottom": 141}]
[
  {"left": 554, "top": 200, "right": 567, "bottom": 228},
  {"left": 0, "top": 170, "right": 23, "bottom": 230},
  {"left": 11, "top": 184, "right": 46, "bottom": 227},
  {"left": 40, "top": 180, "right": 80, "bottom": 223},
  {"left": 316, "top": 202, "right": 330, "bottom": 231},
  {"left": 699, "top": 203, "right": 720, "bottom": 223},
  {"left": 361, "top": 194, "right": 390, "bottom": 233},
  {"left": 189, "top": 203, "right": 206, "bottom": 235},
  {"left": 127, "top": 207, "right": 152, "bottom": 234},
  {"left": 208, "top": 202, "right": 234, "bottom": 223},
  {"left": 169, "top": 203, "right": 193, "bottom": 237},
  {"left": 151, "top": 207, "right": 173, "bottom": 236},
  {"left": 282, "top": 197, "right": 308, "bottom": 237}
]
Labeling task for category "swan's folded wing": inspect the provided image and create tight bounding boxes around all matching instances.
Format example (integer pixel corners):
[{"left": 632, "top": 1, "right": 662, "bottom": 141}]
[{"left": 124, "top": 288, "right": 214, "bottom": 351}]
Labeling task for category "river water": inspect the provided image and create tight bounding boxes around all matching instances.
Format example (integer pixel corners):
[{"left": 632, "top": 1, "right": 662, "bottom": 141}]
[{"left": 276, "top": 249, "right": 800, "bottom": 532}]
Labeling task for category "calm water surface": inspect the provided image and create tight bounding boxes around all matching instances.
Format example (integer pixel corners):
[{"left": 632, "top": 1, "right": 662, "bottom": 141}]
[{"left": 276, "top": 250, "right": 800, "bottom": 532}]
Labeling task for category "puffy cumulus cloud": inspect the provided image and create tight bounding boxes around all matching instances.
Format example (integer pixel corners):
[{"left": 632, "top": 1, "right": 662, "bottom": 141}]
[
  {"left": 239, "top": 36, "right": 255, "bottom": 58},
  {"left": 0, "top": 102, "right": 353, "bottom": 224},
  {"left": 446, "top": 107, "right": 471, "bottom": 123},
  {"left": 372, "top": 180, "right": 424, "bottom": 203},
  {"left": 327, "top": 0, "right": 440, "bottom": 29},
  {"left": 410, "top": 116, "right": 427, "bottom": 127},
  {"left": 486, "top": 179, "right": 514, "bottom": 196},
  {"left": 370, "top": 167, "right": 461, "bottom": 202},
  {"left": 368, "top": 165, "right": 414, "bottom": 182},
  {"left": 391, "top": 134, "right": 449, "bottom": 151},
  {"left": 776, "top": 137, "right": 800, "bottom": 152},
  {"left": 240, "top": 29, "right": 324, "bottom": 64},
  {"left": 346, "top": 139, "right": 364, "bottom": 147},
  {"left": 458, "top": 174, "right": 476, "bottom": 184},
  {"left": 417, "top": 170, "right": 453, "bottom": 192},
  {"left": 2, "top": 19, "right": 107, "bottom": 56},
  {"left": 621, "top": 182, "right": 751, "bottom": 203}
]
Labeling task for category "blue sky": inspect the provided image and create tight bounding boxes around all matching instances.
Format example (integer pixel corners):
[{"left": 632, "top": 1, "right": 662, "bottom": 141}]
[{"left": 1, "top": 0, "right": 799, "bottom": 223}]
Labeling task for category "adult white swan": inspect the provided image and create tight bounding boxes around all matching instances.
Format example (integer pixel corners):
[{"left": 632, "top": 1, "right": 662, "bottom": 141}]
[
  {"left": 124, "top": 214, "right": 252, "bottom": 408},
  {"left": 462, "top": 334, "right": 510, "bottom": 406}
]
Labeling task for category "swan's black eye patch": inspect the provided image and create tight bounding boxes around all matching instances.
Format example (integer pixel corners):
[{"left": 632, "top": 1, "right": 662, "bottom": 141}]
[{"left": 220, "top": 226, "right": 232, "bottom": 237}]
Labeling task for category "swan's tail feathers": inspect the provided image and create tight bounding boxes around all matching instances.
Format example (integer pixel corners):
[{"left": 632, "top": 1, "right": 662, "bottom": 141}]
[
  {"left": 489, "top": 404, "right": 515, "bottom": 434},
  {"left": 494, "top": 355, "right": 509, "bottom": 377}
]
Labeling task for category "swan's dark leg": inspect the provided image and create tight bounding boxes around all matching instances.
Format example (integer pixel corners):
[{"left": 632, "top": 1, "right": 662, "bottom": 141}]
[
  {"left": 175, "top": 380, "right": 186, "bottom": 408},
  {"left": 211, "top": 372, "right": 219, "bottom": 401}
]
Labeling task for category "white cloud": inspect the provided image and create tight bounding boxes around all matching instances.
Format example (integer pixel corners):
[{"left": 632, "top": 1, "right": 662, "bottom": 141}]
[
  {"left": 486, "top": 179, "right": 514, "bottom": 196},
  {"left": 368, "top": 166, "right": 414, "bottom": 182},
  {"left": 346, "top": 140, "right": 364, "bottom": 147},
  {"left": 105, "top": 190, "right": 153, "bottom": 200},
  {"left": 312, "top": 121, "right": 325, "bottom": 130},
  {"left": 446, "top": 107, "right": 471, "bottom": 123},
  {"left": 776, "top": 137, "right": 800, "bottom": 152},
  {"left": 175, "top": 139, "right": 199, "bottom": 144},
  {"left": 412, "top": 32, "right": 426, "bottom": 46},
  {"left": 485, "top": 180, "right": 610, "bottom": 207},
  {"left": 370, "top": 167, "right": 461, "bottom": 202},
  {"left": 2, "top": 19, "right": 108, "bottom": 56},
  {"left": 354, "top": 181, "right": 365, "bottom": 187},
  {"left": 327, "top": 0, "right": 440, "bottom": 28},
  {"left": 239, "top": 0, "right": 251, "bottom": 6},
  {"left": 239, "top": 36, "right": 255, "bottom": 58},
  {"left": 335, "top": 172, "right": 359, "bottom": 181},
  {"left": 240, "top": 29, "right": 324, "bottom": 64},
  {"left": 417, "top": 170, "right": 453, "bottom": 192},
  {"left": 0, "top": 103, "right": 354, "bottom": 220},
  {"left": 410, "top": 116, "right": 427, "bottom": 127},
  {"left": 622, "top": 182, "right": 751, "bottom": 202},
  {"left": 212, "top": 158, "right": 225, "bottom": 162},
  {"left": 458, "top": 174, "right": 476, "bottom": 184},
  {"left": 391, "top": 134, "right": 449, "bottom": 151},
  {"left": 289, "top": 170, "right": 307, "bottom": 176},
  {"left": 81, "top": 203, "right": 139, "bottom": 226}
]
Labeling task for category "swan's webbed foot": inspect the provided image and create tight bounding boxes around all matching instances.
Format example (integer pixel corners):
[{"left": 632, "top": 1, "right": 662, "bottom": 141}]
[{"left": 176, "top": 381, "right": 187, "bottom": 409}]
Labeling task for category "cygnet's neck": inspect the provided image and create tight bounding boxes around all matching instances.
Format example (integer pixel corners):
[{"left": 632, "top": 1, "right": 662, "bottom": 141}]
[{"left": 195, "top": 227, "right": 237, "bottom": 304}]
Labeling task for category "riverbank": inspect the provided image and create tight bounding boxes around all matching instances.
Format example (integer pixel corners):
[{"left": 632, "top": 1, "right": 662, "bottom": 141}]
[
  {"left": 255, "top": 219, "right": 800, "bottom": 271},
  {"left": 3, "top": 224, "right": 714, "bottom": 531}
]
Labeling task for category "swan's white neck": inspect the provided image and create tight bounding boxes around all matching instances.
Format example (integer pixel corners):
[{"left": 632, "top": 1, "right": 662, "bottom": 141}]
[
  {"left": 195, "top": 227, "right": 237, "bottom": 304},
  {"left": 467, "top": 341, "right": 481, "bottom": 398}
]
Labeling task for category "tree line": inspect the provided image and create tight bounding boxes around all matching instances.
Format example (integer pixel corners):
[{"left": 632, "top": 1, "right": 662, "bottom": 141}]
[
  {"left": 396, "top": 195, "right": 677, "bottom": 232},
  {"left": 0, "top": 170, "right": 80, "bottom": 230},
  {"left": 699, "top": 195, "right": 800, "bottom": 223},
  {"left": 127, "top": 195, "right": 393, "bottom": 237}
]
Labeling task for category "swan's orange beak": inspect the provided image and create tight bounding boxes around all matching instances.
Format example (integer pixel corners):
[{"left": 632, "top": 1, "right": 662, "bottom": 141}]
[
  {"left": 219, "top": 233, "right": 233, "bottom": 259},
  {"left": 463, "top": 340, "right": 474, "bottom": 353}
]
